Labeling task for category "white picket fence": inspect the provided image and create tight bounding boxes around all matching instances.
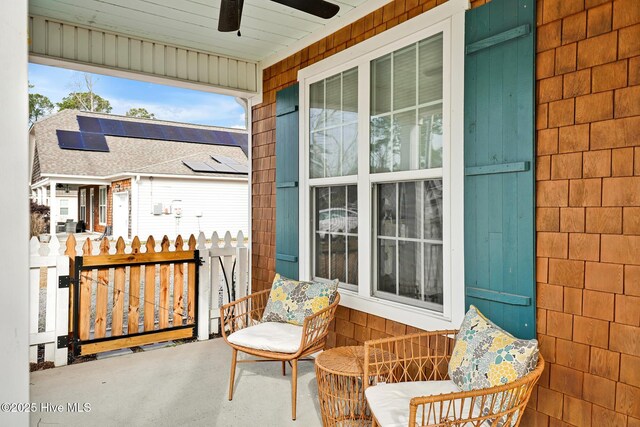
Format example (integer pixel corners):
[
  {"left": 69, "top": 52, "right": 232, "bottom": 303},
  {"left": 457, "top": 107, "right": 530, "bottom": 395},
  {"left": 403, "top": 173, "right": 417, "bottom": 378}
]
[
  {"left": 28, "top": 230, "right": 249, "bottom": 366},
  {"left": 29, "top": 235, "right": 69, "bottom": 367}
]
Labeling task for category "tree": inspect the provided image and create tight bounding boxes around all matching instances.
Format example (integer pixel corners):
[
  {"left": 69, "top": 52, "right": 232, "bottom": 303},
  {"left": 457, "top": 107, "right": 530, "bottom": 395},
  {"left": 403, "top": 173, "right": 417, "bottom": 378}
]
[
  {"left": 28, "top": 84, "right": 54, "bottom": 124},
  {"left": 57, "top": 92, "right": 112, "bottom": 113},
  {"left": 57, "top": 73, "right": 112, "bottom": 113},
  {"left": 126, "top": 107, "right": 155, "bottom": 119}
]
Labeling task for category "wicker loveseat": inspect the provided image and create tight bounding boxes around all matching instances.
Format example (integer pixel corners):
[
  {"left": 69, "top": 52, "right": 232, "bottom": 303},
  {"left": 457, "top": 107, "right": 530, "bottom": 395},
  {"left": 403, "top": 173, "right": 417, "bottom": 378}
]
[{"left": 363, "top": 330, "right": 545, "bottom": 427}]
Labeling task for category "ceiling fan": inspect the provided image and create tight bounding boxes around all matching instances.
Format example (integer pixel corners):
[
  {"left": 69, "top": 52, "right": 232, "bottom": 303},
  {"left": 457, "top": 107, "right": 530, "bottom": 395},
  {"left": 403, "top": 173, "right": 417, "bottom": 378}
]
[{"left": 218, "top": 0, "right": 340, "bottom": 34}]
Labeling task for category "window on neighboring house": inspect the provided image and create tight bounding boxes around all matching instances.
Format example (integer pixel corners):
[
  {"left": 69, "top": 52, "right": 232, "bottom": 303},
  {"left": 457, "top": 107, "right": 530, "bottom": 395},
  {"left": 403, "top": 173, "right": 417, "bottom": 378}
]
[
  {"left": 79, "top": 189, "right": 86, "bottom": 221},
  {"left": 99, "top": 187, "right": 107, "bottom": 225},
  {"left": 298, "top": 3, "right": 465, "bottom": 329},
  {"left": 59, "top": 199, "right": 69, "bottom": 216}
]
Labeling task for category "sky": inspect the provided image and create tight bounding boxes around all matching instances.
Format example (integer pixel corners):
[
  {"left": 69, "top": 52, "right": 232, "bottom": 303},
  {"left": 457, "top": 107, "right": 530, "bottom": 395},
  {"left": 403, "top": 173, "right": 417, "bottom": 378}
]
[{"left": 28, "top": 63, "right": 246, "bottom": 128}]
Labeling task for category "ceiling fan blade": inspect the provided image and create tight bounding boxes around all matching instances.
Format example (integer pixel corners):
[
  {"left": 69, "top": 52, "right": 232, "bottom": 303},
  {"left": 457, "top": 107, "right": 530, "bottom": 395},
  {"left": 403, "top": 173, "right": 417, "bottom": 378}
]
[
  {"left": 218, "top": 0, "right": 244, "bottom": 32},
  {"left": 270, "top": 0, "right": 340, "bottom": 19}
]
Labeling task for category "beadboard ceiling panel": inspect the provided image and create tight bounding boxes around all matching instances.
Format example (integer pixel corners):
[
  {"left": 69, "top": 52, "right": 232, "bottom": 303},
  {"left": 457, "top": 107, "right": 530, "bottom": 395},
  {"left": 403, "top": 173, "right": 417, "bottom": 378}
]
[{"left": 29, "top": 0, "right": 374, "bottom": 63}]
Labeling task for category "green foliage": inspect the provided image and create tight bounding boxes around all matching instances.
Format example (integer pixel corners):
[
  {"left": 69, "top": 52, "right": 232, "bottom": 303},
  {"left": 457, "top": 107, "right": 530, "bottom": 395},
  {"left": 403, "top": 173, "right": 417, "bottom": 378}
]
[
  {"left": 125, "top": 107, "right": 155, "bottom": 119},
  {"left": 57, "top": 92, "right": 112, "bottom": 113},
  {"left": 29, "top": 93, "right": 54, "bottom": 124}
]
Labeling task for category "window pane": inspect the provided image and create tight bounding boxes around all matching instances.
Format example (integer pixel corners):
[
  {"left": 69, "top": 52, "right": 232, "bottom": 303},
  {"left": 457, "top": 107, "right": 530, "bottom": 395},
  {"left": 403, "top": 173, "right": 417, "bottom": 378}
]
[
  {"left": 419, "top": 105, "right": 443, "bottom": 169},
  {"left": 371, "top": 54, "right": 391, "bottom": 115},
  {"left": 424, "top": 243, "right": 443, "bottom": 309},
  {"left": 342, "top": 123, "right": 358, "bottom": 176},
  {"left": 310, "top": 80, "right": 325, "bottom": 130},
  {"left": 377, "top": 183, "right": 396, "bottom": 237},
  {"left": 419, "top": 33, "right": 443, "bottom": 105},
  {"left": 315, "top": 233, "right": 329, "bottom": 279},
  {"left": 316, "top": 187, "right": 330, "bottom": 232},
  {"left": 347, "top": 185, "right": 358, "bottom": 233},
  {"left": 399, "top": 181, "right": 420, "bottom": 238},
  {"left": 374, "top": 180, "right": 443, "bottom": 309},
  {"left": 370, "top": 115, "right": 392, "bottom": 173},
  {"left": 313, "top": 185, "right": 357, "bottom": 288},
  {"left": 325, "top": 74, "right": 342, "bottom": 128},
  {"left": 398, "top": 241, "right": 421, "bottom": 300},
  {"left": 393, "top": 44, "right": 416, "bottom": 111},
  {"left": 309, "top": 68, "right": 358, "bottom": 178},
  {"left": 424, "top": 179, "right": 443, "bottom": 240},
  {"left": 347, "top": 236, "right": 358, "bottom": 286},
  {"left": 343, "top": 68, "right": 358, "bottom": 124},
  {"left": 377, "top": 239, "right": 396, "bottom": 294},
  {"left": 310, "top": 131, "right": 326, "bottom": 178},
  {"left": 330, "top": 234, "right": 346, "bottom": 283},
  {"left": 394, "top": 109, "right": 418, "bottom": 171},
  {"left": 324, "top": 126, "right": 341, "bottom": 177}
]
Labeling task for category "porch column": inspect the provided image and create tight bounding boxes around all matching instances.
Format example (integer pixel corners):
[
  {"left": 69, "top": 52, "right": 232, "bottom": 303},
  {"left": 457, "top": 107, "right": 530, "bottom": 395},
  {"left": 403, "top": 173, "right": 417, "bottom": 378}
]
[
  {"left": 0, "top": 0, "right": 29, "bottom": 424},
  {"left": 49, "top": 181, "right": 58, "bottom": 234}
]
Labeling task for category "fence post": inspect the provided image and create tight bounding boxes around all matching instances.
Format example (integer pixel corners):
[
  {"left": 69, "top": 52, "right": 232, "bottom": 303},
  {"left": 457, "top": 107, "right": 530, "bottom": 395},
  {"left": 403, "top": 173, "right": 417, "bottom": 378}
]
[
  {"left": 235, "top": 231, "right": 248, "bottom": 301},
  {"left": 53, "top": 235, "right": 69, "bottom": 366},
  {"left": 209, "top": 232, "right": 221, "bottom": 334},
  {"left": 196, "top": 232, "right": 210, "bottom": 341},
  {"left": 29, "top": 237, "right": 40, "bottom": 363}
]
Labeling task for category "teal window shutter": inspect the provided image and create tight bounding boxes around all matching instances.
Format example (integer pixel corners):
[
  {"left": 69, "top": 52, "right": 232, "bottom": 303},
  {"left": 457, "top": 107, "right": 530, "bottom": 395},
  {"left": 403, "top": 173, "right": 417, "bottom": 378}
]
[
  {"left": 275, "top": 84, "right": 300, "bottom": 279},
  {"left": 464, "top": 0, "right": 536, "bottom": 339}
]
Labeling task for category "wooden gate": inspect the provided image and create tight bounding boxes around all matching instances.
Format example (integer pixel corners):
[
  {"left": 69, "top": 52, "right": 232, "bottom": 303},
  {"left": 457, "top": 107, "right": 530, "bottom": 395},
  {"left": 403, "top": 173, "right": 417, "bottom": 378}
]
[{"left": 70, "top": 235, "right": 199, "bottom": 356}]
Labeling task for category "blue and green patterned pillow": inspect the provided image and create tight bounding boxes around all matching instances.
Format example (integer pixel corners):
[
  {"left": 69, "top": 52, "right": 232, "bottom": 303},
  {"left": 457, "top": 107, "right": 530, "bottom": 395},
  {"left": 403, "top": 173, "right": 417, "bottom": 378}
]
[
  {"left": 261, "top": 274, "right": 339, "bottom": 326},
  {"left": 449, "top": 305, "right": 539, "bottom": 391}
]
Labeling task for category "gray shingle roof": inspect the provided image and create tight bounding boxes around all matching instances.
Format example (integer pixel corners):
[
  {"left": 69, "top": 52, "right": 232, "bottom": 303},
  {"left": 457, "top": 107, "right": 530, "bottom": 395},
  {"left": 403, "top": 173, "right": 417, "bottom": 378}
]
[{"left": 32, "top": 110, "right": 248, "bottom": 180}]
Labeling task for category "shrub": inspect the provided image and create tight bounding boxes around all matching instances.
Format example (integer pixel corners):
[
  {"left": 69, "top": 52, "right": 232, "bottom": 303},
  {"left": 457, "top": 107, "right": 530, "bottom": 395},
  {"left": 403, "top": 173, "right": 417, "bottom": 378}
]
[{"left": 30, "top": 200, "right": 50, "bottom": 237}]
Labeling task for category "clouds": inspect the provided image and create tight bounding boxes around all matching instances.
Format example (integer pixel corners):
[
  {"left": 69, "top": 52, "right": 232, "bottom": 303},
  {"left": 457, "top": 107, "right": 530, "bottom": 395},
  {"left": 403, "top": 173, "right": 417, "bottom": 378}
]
[{"left": 28, "top": 64, "right": 247, "bottom": 129}]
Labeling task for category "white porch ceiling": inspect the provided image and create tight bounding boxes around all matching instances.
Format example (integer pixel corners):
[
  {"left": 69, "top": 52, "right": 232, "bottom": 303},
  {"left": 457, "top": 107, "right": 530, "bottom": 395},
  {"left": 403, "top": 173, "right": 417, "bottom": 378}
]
[{"left": 29, "top": 0, "right": 374, "bottom": 65}]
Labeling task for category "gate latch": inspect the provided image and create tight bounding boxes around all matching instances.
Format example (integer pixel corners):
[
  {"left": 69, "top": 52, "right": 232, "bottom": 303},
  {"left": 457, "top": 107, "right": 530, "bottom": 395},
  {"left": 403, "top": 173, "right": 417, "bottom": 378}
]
[{"left": 57, "top": 335, "right": 69, "bottom": 349}]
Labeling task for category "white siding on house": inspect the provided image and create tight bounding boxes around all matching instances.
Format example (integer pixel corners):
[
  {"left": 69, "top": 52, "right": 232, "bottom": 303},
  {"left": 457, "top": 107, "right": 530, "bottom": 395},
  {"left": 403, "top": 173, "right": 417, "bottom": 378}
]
[
  {"left": 56, "top": 196, "right": 78, "bottom": 222},
  {"left": 134, "top": 177, "right": 248, "bottom": 240}
]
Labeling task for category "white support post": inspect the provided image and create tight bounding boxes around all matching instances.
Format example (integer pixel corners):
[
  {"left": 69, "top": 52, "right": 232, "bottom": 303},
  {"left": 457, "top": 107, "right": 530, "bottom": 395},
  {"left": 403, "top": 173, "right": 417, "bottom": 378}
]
[
  {"left": 53, "top": 236, "right": 69, "bottom": 367},
  {"left": 222, "top": 231, "right": 234, "bottom": 301},
  {"left": 196, "top": 232, "right": 210, "bottom": 340},
  {"left": 28, "top": 238, "right": 40, "bottom": 363},
  {"left": 49, "top": 180, "right": 57, "bottom": 234}
]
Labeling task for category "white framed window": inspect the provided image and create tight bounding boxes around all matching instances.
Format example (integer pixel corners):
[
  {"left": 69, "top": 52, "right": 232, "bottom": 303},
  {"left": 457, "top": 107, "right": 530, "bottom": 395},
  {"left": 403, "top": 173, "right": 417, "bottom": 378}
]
[
  {"left": 99, "top": 187, "right": 107, "bottom": 225},
  {"left": 79, "top": 189, "right": 86, "bottom": 221},
  {"left": 59, "top": 199, "right": 69, "bottom": 216},
  {"left": 298, "top": 0, "right": 467, "bottom": 330}
]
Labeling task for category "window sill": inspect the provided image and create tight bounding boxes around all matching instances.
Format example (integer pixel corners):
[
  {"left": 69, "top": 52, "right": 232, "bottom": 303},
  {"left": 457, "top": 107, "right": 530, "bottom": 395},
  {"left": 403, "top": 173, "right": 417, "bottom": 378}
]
[{"left": 338, "top": 288, "right": 463, "bottom": 332}]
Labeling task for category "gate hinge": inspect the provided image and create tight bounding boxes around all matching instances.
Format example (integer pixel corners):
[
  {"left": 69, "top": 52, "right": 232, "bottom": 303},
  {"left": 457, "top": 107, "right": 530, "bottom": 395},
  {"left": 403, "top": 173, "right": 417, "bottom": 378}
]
[
  {"left": 58, "top": 275, "right": 74, "bottom": 288},
  {"left": 57, "top": 335, "right": 69, "bottom": 349}
]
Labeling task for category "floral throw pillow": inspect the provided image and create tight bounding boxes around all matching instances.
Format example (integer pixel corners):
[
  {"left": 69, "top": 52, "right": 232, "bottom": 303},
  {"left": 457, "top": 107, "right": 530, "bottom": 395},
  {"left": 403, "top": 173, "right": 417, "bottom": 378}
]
[
  {"left": 261, "top": 274, "right": 339, "bottom": 326},
  {"left": 449, "top": 305, "right": 539, "bottom": 391}
]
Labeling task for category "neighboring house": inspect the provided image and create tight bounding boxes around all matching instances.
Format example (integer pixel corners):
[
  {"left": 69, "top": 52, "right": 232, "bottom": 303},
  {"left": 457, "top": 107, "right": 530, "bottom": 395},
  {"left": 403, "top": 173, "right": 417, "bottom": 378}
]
[{"left": 29, "top": 110, "right": 249, "bottom": 239}]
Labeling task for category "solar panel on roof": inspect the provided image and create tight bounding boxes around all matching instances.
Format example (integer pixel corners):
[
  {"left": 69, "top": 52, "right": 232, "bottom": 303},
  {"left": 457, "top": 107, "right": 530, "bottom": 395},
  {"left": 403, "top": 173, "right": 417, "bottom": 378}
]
[
  {"left": 122, "top": 121, "right": 147, "bottom": 138},
  {"left": 182, "top": 160, "right": 216, "bottom": 173},
  {"left": 76, "top": 116, "right": 102, "bottom": 133},
  {"left": 209, "top": 163, "right": 238, "bottom": 173},
  {"left": 98, "top": 118, "right": 125, "bottom": 136},
  {"left": 211, "top": 155, "right": 240, "bottom": 165},
  {"left": 76, "top": 116, "right": 247, "bottom": 152},
  {"left": 57, "top": 130, "right": 109, "bottom": 152},
  {"left": 229, "top": 164, "right": 249, "bottom": 173}
]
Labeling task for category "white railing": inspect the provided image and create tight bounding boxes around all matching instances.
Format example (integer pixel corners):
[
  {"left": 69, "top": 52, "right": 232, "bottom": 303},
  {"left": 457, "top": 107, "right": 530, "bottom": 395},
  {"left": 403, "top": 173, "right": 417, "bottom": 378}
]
[
  {"left": 29, "top": 235, "right": 70, "bottom": 367},
  {"left": 29, "top": 230, "right": 249, "bottom": 364}
]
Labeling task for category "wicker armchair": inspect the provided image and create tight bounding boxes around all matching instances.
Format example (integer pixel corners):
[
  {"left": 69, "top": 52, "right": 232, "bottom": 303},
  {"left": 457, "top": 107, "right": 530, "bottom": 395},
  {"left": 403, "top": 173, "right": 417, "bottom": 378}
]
[
  {"left": 220, "top": 289, "right": 340, "bottom": 420},
  {"left": 363, "top": 331, "right": 545, "bottom": 427}
]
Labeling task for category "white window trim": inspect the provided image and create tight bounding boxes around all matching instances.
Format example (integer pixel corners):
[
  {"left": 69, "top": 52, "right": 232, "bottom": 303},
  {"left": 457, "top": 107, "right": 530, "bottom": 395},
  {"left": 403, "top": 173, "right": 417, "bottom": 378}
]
[
  {"left": 98, "top": 187, "right": 107, "bottom": 226},
  {"left": 298, "top": 0, "right": 468, "bottom": 331},
  {"left": 79, "top": 189, "right": 87, "bottom": 221}
]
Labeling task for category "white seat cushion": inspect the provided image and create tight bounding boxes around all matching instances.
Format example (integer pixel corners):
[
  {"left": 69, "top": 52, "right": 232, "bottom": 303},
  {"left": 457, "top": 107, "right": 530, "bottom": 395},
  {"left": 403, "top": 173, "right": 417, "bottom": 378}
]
[
  {"left": 365, "top": 380, "right": 487, "bottom": 427},
  {"left": 227, "top": 322, "right": 302, "bottom": 353}
]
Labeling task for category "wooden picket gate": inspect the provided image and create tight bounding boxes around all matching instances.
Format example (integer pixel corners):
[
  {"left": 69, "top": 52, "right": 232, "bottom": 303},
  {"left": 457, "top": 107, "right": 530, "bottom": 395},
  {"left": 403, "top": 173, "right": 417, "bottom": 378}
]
[{"left": 67, "top": 234, "right": 200, "bottom": 356}]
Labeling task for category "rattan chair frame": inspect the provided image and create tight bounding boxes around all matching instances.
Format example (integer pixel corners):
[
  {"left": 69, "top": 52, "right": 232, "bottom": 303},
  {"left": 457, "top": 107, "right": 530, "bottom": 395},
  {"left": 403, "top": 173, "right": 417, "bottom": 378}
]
[
  {"left": 221, "top": 289, "right": 341, "bottom": 420},
  {"left": 363, "top": 330, "right": 545, "bottom": 427}
]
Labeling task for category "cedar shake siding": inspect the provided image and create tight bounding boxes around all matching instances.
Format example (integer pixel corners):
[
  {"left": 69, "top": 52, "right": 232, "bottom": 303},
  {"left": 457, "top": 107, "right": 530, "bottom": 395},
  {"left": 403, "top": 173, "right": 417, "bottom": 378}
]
[{"left": 251, "top": 0, "right": 640, "bottom": 425}]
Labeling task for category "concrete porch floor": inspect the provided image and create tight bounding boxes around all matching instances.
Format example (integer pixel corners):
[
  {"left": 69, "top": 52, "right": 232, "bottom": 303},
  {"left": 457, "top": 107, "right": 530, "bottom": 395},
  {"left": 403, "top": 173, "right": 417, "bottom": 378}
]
[{"left": 30, "top": 338, "right": 322, "bottom": 427}]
